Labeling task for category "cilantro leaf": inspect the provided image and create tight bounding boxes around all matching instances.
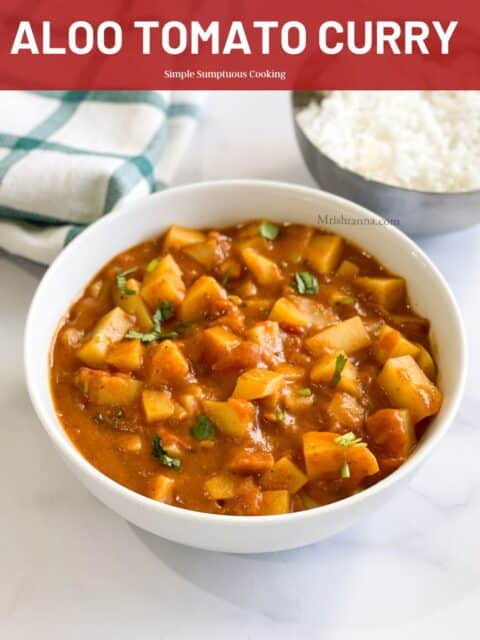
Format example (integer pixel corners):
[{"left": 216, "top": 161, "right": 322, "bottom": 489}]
[
  {"left": 258, "top": 222, "right": 280, "bottom": 240},
  {"left": 340, "top": 461, "right": 351, "bottom": 479},
  {"left": 221, "top": 267, "right": 232, "bottom": 288},
  {"left": 146, "top": 258, "right": 159, "bottom": 273},
  {"left": 190, "top": 415, "right": 216, "bottom": 441},
  {"left": 298, "top": 387, "right": 312, "bottom": 397},
  {"left": 331, "top": 354, "right": 348, "bottom": 388},
  {"left": 116, "top": 267, "right": 138, "bottom": 296},
  {"left": 293, "top": 271, "right": 318, "bottom": 296},
  {"left": 336, "top": 296, "right": 355, "bottom": 305},
  {"left": 126, "top": 300, "right": 177, "bottom": 342},
  {"left": 334, "top": 432, "right": 363, "bottom": 447},
  {"left": 126, "top": 329, "right": 178, "bottom": 343},
  {"left": 152, "top": 434, "right": 182, "bottom": 471},
  {"left": 126, "top": 330, "right": 159, "bottom": 343},
  {"left": 174, "top": 321, "right": 194, "bottom": 335},
  {"left": 158, "top": 300, "right": 175, "bottom": 322},
  {"left": 152, "top": 300, "right": 175, "bottom": 332}
]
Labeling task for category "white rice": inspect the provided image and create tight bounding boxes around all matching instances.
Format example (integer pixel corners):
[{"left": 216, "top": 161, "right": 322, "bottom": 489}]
[{"left": 296, "top": 91, "right": 480, "bottom": 192}]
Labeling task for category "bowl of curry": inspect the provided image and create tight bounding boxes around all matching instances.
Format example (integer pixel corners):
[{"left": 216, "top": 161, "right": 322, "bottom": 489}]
[{"left": 25, "top": 180, "right": 466, "bottom": 553}]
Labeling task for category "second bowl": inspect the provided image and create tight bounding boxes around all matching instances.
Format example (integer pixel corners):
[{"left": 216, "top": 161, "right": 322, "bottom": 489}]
[{"left": 292, "top": 91, "right": 480, "bottom": 237}]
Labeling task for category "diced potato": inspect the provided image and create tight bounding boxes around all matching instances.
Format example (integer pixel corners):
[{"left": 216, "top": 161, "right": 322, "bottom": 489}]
[
  {"left": 346, "top": 445, "right": 380, "bottom": 480},
  {"left": 179, "top": 275, "right": 227, "bottom": 322},
  {"left": 182, "top": 238, "right": 218, "bottom": 269},
  {"left": 326, "top": 288, "right": 355, "bottom": 305},
  {"left": 118, "top": 434, "right": 142, "bottom": 453},
  {"left": 415, "top": 343, "right": 436, "bottom": 380},
  {"left": 106, "top": 339, "right": 144, "bottom": 372},
  {"left": 303, "top": 432, "right": 343, "bottom": 480},
  {"left": 247, "top": 321, "right": 283, "bottom": 358},
  {"left": 153, "top": 254, "right": 181, "bottom": 279},
  {"left": 157, "top": 428, "right": 190, "bottom": 457},
  {"left": 236, "top": 279, "right": 257, "bottom": 298},
  {"left": 163, "top": 225, "right": 206, "bottom": 251},
  {"left": 260, "top": 457, "right": 308, "bottom": 493},
  {"left": 306, "top": 234, "right": 343, "bottom": 274},
  {"left": 295, "top": 296, "right": 338, "bottom": 330},
  {"left": 336, "top": 259, "right": 360, "bottom": 279},
  {"left": 149, "top": 340, "right": 191, "bottom": 387},
  {"left": 244, "top": 298, "right": 274, "bottom": 316},
  {"left": 178, "top": 394, "right": 201, "bottom": 417},
  {"left": 141, "top": 254, "right": 185, "bottom": 309},
  {"left": 278, "top": 225, "right": 313, "bottom": 264},
  {"left": 284, "top": 395, "right": 313, "bottom": 413},
  {"left": 75, "top": 367, "right": 142, "bottom": 405},
  {"left": 372, "top": 325, "right": 420, "bottom": 364},
  {"left": 258, "top": 383, "right": 283, "bottom": 416},
  {"left": 150, "top": 475, "right": 175, "bottom": 503},
  {"left": 232, "top": 368, "right": 284, "bottom": 400},
  {"left": 284, "top": 388, "right": 314, "bottom": 412},
  {"left": 219, "top": 258, "right": 242, "bottom": 280},
  {"left": 261, "top": 490, "right": 290, "bottom": 515},
  {"left": 356, "top": 277, "right": 405, "bottom": 310},
  {"left": 77, "top": 307, "right": 135, "bottom": 368},
  {"left": 142, "top": 389, "right": 175, "bottom": 422},
  {"left": 310, "top": 351, "right": 361, "bottom": 397},
  {"left": 236, "top": 220, "right": 266, "bottom": 240},
  {"left": 172, "top": 400, "right": 188, "bottom": 421},
  {"left": 113, "top": 278, "right": 153, "bottom": 332},
  {"left": 92, "top": 307, "right": 135, "bottom": 341},
  {"left": 269, "top": 295, "right": 335, "bottom": 330},
  {"left": 303, "top": 432, "right": 379, "bottom": 481},
  {"left": 241, "top": 247, "right": 282, "bottom": 286},
  {"left": 235, "top": 234, "right": 268, "bottom": 253},
  {"left": 177, "top": 385, "right": 204, "bottom": 417},
  {"left": 327, "top": 392, "right": 364, "bottom": 430},
  {"left": 274, "top": 363, "right": 306, "bottom": 381},
  {"left": 366, "top": 409, "right": 416, "bottom": 457},
  {"left": 306, "top": 316, "right": 371, "bottom": 356},
  {"left": 269, "top": 296, "right": 309, "bottom": 327},
  {"left": 377, "top": 355, "right": 442, "bottom": 423},
  {"left": 204, "top": 473, "right": 237, "bottom": 500},
  {"left": 202, "top": 398, "right": 254, "bottom": 437},
  {"left": 228, "top": 450, "right": 274, "bottom": 474},
  {"left": 203, "top": 326, "right": 241, "bottom": 362}
]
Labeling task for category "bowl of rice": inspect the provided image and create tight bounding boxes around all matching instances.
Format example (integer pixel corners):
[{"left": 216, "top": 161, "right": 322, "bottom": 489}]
[{"left": 292, "top": 91, "right": 480, "bottom": 236}]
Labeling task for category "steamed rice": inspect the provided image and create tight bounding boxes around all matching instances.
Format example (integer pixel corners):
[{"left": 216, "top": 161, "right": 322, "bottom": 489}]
[{"left": 296, "top": 91, "right": 480, "bottom": 192}]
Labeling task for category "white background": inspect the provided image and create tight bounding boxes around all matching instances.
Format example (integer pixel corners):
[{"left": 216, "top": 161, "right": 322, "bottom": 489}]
[{"left": 1, "top": 91, "right": 479, "bottom": 639}]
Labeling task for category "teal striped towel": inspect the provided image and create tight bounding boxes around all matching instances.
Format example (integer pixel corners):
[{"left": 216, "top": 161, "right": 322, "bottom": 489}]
[{"left": 0, "top": 90, "right": 206, "bottom": 264}]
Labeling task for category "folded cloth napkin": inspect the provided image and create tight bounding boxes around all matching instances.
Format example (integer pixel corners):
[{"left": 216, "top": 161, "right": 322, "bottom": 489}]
[{"left": 0, "top": 90, "right": 206, "bottom": 264}]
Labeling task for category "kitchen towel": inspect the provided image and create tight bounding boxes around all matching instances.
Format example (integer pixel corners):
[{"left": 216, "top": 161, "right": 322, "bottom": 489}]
[{"left": 0, "top": 90, "right": 206, "bottom": 264}]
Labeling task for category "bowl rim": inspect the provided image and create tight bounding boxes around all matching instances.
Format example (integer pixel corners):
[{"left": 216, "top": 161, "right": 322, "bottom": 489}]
[
  {"left": 24, "top": 178, "right": 467, "bottom": 527},
  {"left": 291, "top": 91, "right": 480, "bottom": 198}
]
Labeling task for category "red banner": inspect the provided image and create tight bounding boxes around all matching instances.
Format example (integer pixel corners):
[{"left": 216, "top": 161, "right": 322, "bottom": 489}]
[{"left": 0, "top": 0, "right": 477, "bottom": 89}]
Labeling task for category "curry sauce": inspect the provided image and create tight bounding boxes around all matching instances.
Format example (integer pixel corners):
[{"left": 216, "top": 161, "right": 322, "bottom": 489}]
[{"left": 50, "top": 221, "right": 442, "bottom": 515}]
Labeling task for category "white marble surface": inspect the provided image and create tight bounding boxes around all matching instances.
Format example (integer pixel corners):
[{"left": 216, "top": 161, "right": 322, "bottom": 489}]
[{"left": 1, "top": 91, "right": 479, "bottom": 639}]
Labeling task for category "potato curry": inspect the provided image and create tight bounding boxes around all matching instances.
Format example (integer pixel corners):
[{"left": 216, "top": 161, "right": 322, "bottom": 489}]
[{"left": 50, "top": 221, "right": 442, "bottom": 515}]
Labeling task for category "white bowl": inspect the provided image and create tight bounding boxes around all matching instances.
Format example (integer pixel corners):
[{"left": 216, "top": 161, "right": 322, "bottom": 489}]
[{"left": 25, "top": 180, "right": 466, "bottom": 553}]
